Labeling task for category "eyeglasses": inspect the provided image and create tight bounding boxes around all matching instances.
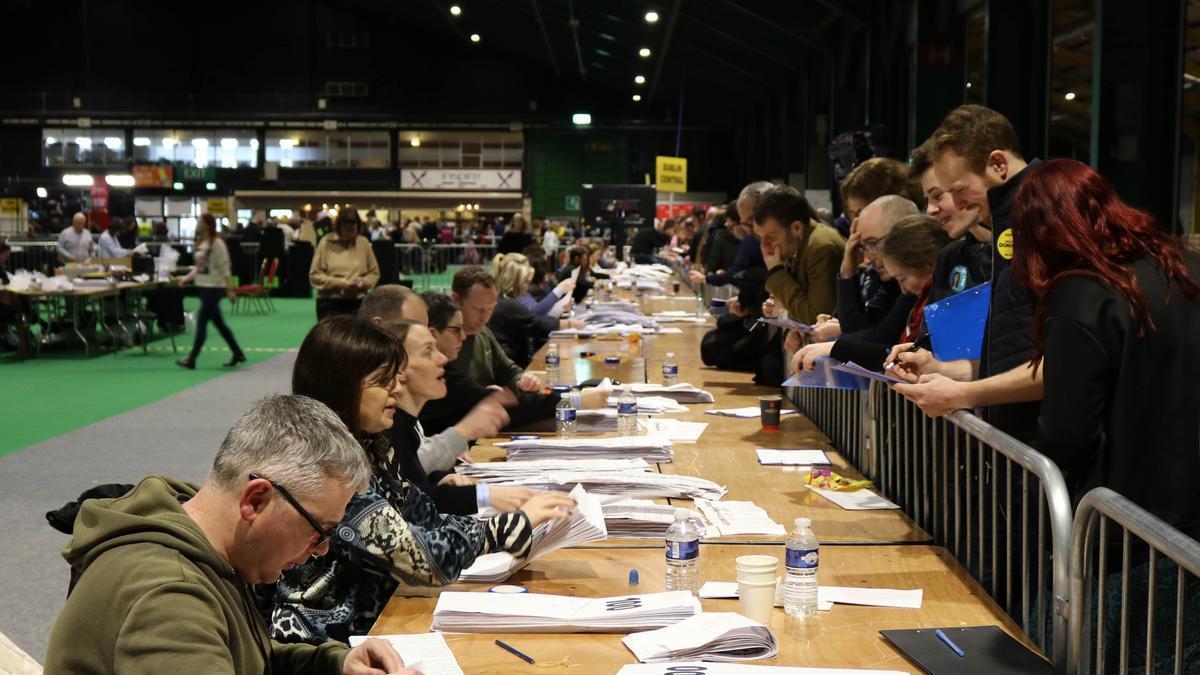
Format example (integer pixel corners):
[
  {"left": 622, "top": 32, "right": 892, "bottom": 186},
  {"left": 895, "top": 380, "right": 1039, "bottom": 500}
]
[
  {"left": 440, "top": 324, "right": 464, "bottom": 336},
  {"left": 249, "top": 473, "right": 336, "bottom": 547}
]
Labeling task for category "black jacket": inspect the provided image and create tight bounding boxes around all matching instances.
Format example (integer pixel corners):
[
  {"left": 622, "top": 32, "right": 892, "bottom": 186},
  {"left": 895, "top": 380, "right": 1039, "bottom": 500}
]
[
  {"left": 830, "top": 292, "right": 918, "bottom": 370},
  {"left": 630, "top": 227, "right": 669, "bottom": 255},
  {"left": 835, "top": 267, "right": 902, "bottom": 334},
  {"left": 418, "top": 362, "right": 560, "bottom": 437},
  {"left": 930, "top": 235, "right": 991, "bottom": 303},
  {"left": 1036, "top": 254, "right": 1200, "bottom": 540},
  {"left": 488, "top": 297, "right": 558, "bottom": 367},
  {"left": 389, "top": 410, "right": 477, "bottom": 516},
  {"left": 497, "top": 232, "right": 534, "bottom": 255},
  {"left": 982, "top": 159, "right": 1042, "bottom": 441}
]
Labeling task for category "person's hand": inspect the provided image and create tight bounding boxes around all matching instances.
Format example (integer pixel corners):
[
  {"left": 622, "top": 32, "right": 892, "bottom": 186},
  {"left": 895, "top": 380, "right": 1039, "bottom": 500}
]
[
  {"left": 553, "top": 277, "right": 576, "bottom": 297},
  {"left": 810, "top": 320, "right": 841, "bottom": 342},
  {"left": 489, "top": 486, "right": 536, "bottom": 512},
  {"left": 687, "top": 269, "right": 706, "bottom": 286},
  {"left": 519, "top": 491, "right": 576, "bottom": 527},
  {"left": 891, "top": 373, "right": 973, "bottom": 418},
  {"left": 516, "top": 373, "right": 542, "bottom": 392},
  {"left": 790, "top": 341, "right": 835, "bottom": 373},
  {"left": 761, "top": 295, "right": 781, "bottom": 318},
  {"left": 342, "top": 637, "right": 418, "bottom": 675},
  {"left": 883, "top": 342, "right": 934, "bottom": 383},
  {"left": 762, "top": 242, "right": 784, "bottom": 270},
  {"left": 784, "top": 329, "right": 805, "bottom": 353},
  {"left": 839, "top": 218, "right": 863, "bottom": 278},
  {"left": 486, "top": 387, "right": 519, "bottom": 408},
  {"left": 727, "top": 298, "right": 746, "bottom": 317},
  {"left": 178, "top": 277, "right": 188, "bottom": 288},
  {"left": 579, "top": 386, "right": 612, "bottom": 409},
  {"left": 226, "top": 289, "right": 236, "bottom": 303},
  {"left": 562, "top": 319, "right": 587, "bottom": 330},
  {"left": 815, "top": 313, "right": 833, "bottom": 323},
  {"left": 438, "top": 473, "right": 474, "bottom": 487},
  {"left": 354, "top": 277, "right": 365, "bottom": 289},
  {"left": 454, "top": 397, "right": 511, "bottom": 441}
]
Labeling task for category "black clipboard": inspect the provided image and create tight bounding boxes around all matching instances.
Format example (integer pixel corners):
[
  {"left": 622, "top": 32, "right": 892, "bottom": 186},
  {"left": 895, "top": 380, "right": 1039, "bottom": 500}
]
[{"left": 880, "top": 626, "right": 1060, "bottom": 675}]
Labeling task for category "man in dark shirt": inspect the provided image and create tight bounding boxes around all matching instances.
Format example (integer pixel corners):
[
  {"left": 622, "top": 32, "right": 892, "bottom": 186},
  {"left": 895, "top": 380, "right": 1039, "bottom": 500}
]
[{"left": 630, "top": 220, "right": 674, "bottom": 265}]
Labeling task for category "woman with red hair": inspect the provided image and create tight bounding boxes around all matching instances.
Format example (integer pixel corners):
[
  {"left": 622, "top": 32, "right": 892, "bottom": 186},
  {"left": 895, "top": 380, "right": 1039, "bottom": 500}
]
[{"left": 1014, "top": 159, "right": 1200, "bottom": 536}]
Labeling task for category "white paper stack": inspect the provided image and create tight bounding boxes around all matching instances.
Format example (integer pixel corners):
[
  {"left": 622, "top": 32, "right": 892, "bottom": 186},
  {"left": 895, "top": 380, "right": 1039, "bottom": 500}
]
[
  {"left": 498, "top": 435, "right": 673, "bottom": 463},
  {"left": 458, "top": 459, "right": 724, "bottom": 501},
  {"left": 637, "top": 418, "right": 709, "bottom": 443},
  {"left": 706, "top": 407, "right": 800, "bottom": 419},
  {"left": 458, "top": 484, "right": 607, "bottom": 582},
  {"left": 431, "top": 591, "right": 701, "bottom": 633},
  {"left": 605, "top": 395, "right": 689, "bottom": 414},
  {"left": 627, "top": 382, "right": 716, "bottom": 403},
  {"left": 602, "top": 499, "right": 706, "bottom": 538},
  {"left": 755, "top": 449, "right": 832, "bottom": 466},
  {"left": 622, "top": 612, "right": 779, "bottom": 663},
  {"left": 618, "top": 663, "right": 909, "bottom": 674},
  {"left": 551, "top": 323, "right": 684, "bottom": 336},
  {"left": 696, "top": 499, "right": 787, "bottom": 536},
  {"left": 348, "top": 633, "right": 464, "bottom": 675},
  {"left": 458, "top": 458, "right": 653, "bottom": 479}
]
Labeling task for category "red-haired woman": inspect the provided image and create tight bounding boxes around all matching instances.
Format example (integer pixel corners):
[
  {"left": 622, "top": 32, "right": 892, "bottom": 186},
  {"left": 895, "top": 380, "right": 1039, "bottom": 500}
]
[
  {"left": 1013, "top": 159, "right": 1200, "bottom": 535},
  {"left": 177, "top": 213, "right": 246, "bottom": 369}
]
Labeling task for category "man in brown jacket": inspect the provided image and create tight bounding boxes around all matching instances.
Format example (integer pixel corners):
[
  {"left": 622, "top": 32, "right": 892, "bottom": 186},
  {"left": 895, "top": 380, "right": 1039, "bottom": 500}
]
[{"left": 752, "top": 185, "right": 846, "bottom": 325}]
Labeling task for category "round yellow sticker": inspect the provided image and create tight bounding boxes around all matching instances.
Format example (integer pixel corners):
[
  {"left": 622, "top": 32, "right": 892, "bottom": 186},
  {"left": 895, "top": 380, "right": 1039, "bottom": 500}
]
[{"left": 996, "top": 228, "right": 1014, "bottom": 260}]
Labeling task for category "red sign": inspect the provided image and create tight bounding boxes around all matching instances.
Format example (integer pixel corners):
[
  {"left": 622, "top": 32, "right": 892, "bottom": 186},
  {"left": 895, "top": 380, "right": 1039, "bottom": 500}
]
[
  {"left": 133, "top": 164, "right": 174, "bottom": 188},
  {"left": 655, "top": 202, "right": 710, "bottom": 221},
  {"left": 91, "top": 178, "right": 111, "bottom": 230}
]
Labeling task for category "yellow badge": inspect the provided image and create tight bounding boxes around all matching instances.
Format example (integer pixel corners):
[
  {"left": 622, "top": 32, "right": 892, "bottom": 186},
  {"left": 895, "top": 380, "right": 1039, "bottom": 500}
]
[{"left": 996, "top": 228, "right": 1014, "bottom": 260}]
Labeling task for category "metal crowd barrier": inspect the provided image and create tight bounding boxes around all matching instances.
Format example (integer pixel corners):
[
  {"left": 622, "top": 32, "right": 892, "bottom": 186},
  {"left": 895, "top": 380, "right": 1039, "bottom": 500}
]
[
  {"left": 788, "top": 381, "right": 1073, "bottom": 667},
  {"left": 1068, "top": 488, "right": 1200, "bottom": 675}
]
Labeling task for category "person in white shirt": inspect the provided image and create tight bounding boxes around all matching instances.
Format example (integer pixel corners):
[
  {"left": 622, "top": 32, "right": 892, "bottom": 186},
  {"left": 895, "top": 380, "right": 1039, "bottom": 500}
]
[
  {"left": 57, "top": 212, "right": 95, "bottom": 262},
  {"left": 176, "top": 213, "right": 246, "bottom": 369},
  {"left": 97, "top": 218, "right": 133, "bottom": 259},
  {"left": 541, "top": 222, "right": 559, "bottom": 257}
]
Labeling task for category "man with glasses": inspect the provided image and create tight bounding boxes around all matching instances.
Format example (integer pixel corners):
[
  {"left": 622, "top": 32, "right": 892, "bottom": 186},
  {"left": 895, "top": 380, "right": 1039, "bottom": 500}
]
[{"left": 45, "top": 394, "right": 417, "bottom": 675}]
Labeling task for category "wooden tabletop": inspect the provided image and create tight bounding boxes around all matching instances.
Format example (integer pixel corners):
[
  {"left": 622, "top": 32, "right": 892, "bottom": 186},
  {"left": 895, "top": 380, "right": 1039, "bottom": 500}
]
[{"left": 369, "top": 544, "right": 1035, "bottom": 674}]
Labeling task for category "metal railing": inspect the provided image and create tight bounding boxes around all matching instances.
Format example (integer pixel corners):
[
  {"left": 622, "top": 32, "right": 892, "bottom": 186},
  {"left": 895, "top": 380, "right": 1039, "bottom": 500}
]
[
  {"left": 1068, "top": 488, "right": 1200, "bottom": 675},
  {"left": 788, "top": 381, "right": 1074, "bottom": 667}
]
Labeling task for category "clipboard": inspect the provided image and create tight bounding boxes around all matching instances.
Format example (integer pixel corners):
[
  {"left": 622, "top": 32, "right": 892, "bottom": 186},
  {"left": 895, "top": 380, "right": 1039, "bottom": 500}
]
[
  {"left": 880, "top": 626, "right": 1059, "bottom": 675},
  {"left": 923, "top": 282, "right": 991, "bottom": 361}
]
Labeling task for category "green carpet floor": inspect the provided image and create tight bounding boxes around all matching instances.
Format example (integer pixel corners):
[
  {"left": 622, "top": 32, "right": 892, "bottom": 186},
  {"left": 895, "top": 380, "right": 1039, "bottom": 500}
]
[{"left": 0, "top": 296, "right": 318, "bottom": 457}]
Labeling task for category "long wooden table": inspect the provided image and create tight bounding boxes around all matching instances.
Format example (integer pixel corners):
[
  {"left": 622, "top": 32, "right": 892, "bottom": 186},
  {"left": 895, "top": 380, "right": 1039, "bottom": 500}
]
[{"left": 370, "top": 545, "right": 1033, "bottom": 674}]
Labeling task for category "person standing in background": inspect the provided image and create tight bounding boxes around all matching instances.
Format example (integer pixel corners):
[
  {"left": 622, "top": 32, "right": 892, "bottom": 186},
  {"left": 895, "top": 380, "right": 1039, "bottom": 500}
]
[
  {"left": 57, "top": 212, "right": 95, "bottom": 263},
  {"left": 176, "top": 213, "right": 246, "bottom": 369},
  {"left": 309, "top": 206, "right": 380, "bottom": 319}
]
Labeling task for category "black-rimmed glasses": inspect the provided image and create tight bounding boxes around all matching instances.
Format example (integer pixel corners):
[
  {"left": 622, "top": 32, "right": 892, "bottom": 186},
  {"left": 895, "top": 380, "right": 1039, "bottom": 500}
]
[{"left": 249, "top": 473, "right": 336, "bottom": 546}]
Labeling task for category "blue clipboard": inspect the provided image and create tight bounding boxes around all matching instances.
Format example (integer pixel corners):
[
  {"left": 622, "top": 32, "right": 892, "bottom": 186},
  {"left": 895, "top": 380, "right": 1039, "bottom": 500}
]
[
  {"left": 922, "top": 282, "right": 991, "bottom": 361},
  {"left": 782, "top": 357, "right": 869, "bottom": 391}
]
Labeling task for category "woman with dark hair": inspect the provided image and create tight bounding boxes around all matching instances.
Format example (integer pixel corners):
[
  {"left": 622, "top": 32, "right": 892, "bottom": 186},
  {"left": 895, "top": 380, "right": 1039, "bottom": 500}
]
[
  {"left": 176, "top": 213, "right": 245, "bottom": 369},
  {"left": 309, "top": 206, "right": 380, "bottom": 319},
  {"left": 271, "top": 316, "right": 573, "bottom": 645},
  {"left": 1011, "top": 159, "right": 1200, "bottom": 536}
]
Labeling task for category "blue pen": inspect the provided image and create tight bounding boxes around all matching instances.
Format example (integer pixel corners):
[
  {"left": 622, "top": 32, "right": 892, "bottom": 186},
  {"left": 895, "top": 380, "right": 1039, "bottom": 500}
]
[{"left": 934, "top": 628, "right": 966, "bottom": 657}]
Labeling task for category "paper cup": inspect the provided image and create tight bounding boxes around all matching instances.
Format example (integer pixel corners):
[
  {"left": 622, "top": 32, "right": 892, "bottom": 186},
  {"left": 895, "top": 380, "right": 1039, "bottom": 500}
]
[
  {"left": 738, "top": 579, "right": 777, "bottom": 623},
  {"left": 760, "top": 395, "right": 782, "bottom": 430},
  {"left": 735, "top": 555, "right": 779, "bottom": 583}
]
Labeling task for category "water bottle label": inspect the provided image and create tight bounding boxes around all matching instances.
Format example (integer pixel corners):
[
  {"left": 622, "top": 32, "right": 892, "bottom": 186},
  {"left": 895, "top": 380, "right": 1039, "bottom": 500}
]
[
  {"left": 662, "top": 365, "right": 678, "bottom": 377},
  {"left": 666, "top": 539, "right": 699, "bottom": 561},
  {"left": 618, "top": 402, "right": 638, "bottom": 415},
  {"left": 555, "top": 409, "right": 576, "bottom": 422},
  {"left": 786, "top": 547, "right": 819, "bottom": 569},
  {"left": 546, "top": 354, "right": 560, "bottom": 367}
]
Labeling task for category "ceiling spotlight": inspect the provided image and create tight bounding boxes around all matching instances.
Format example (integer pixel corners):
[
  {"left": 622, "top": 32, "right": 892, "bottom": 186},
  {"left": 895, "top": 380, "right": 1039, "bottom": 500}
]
[
  {"left": 470, "top": 33, "right": 481, "bottom": 43},
  {"left": 632, "top": 94, "right": 642, "bottom": 102},
  {"left": 36, "top": 187, "right": 48, "bottom": 198},
  {"left": 1064, "top": 91, "right": 1077, "bottom": 101},
  {"left": 133, "top": 137, "right": 151, "bottom": 146},
  {"left": 279, "top": 138, "right": 296, "bottom": 149},
  {"left": 62, "top": 174, "right": 93, "bottom": 186},
  {"left": 162, "top": 137, "right": 178, "bottom": 148},
  {"left": 173, "top": 182, "right": 184, "bottom": 191},
  {"left": 572, "top": 112, "right": 592, "bottom": 126},
  {"left": 450, "top": 4, "right": 461, "bottom": 15},
  {"left": 105, "top": 174, "right": 135, "bottom": 187},
  {"left": 965, "top": 82, "right": 973, "bottom": 89},
  {"left": 410, "top": 137, "right": 421, "bottom": 147},
  {"left": 75, "top": 137, "right": 92, "bottom": 149},
  {"left": 205, "top": 182, "right": 217, "bottom": 190},
  {"left": 104, "top": 137, "right": 123, "bottom": 150},
  {"left": 645, "top": 10, "right": 659, "bottom": 23},
  {"left": 220, "top": 138, "right": 239, "bottom": 148},
  {"left": 190, "top": 137, "right": 209, "bottom": 148},
  {"left": 639, "top": 47, "right": 651, "bottom": 58},
  {"left": 634, "top": 75, "right": 646, "bottom": 85}
]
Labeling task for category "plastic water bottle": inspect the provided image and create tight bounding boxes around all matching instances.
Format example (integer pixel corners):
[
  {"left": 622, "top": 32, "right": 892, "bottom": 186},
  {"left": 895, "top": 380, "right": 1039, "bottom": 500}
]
[
  {"left": 555, "top": 393, "right": 577, "bottom": 438},
  {"left": 662, "top": 352, "right": 678, "bottom": 386},
  {"left": 695, "top": 293, "right": 706, "bottom": 319},
  {"left": 665, "top": 509, "right": 701, "bottom": 595},
  {"left": 617, "top": 384, "right": 639, "bottom": 436},
  {"left": 545, "top": 343, "right": 560, "bottom": 385},
  {"left": 784, "top": 517, "right": 819, "bottom": 617}
]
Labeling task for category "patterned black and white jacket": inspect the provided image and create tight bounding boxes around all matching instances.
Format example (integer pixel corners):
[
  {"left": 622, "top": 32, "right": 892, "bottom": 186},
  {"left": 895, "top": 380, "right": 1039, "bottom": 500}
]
[{"left": 269, "top": 425, "right": 533, "bottom": 645}]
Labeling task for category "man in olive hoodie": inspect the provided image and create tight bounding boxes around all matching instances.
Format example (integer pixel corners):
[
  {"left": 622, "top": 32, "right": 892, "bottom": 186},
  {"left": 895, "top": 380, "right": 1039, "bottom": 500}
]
[{"left": 44, "top": 394, "right": 416, "bottom": 675}]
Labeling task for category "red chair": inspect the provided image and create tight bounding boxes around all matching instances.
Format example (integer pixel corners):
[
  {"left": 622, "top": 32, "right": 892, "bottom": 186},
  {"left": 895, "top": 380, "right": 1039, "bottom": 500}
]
[{"left": 232, "top": 259, "right": 269, "bottom": 314}]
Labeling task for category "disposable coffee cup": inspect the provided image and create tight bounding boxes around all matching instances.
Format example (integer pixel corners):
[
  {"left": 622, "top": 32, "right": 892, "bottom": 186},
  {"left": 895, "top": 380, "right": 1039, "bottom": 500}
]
[
  {"left": 672, "top": 280, "right": 681, "bottom": 294},
  {"left": 737, "top": 579, "right": 777, "bottom": 624},
  {"left": 735, "top": 555, "right": 779, "bottom": 583},
  {"left": 760, "top": 395, "right": 782, "bottom": 430}
]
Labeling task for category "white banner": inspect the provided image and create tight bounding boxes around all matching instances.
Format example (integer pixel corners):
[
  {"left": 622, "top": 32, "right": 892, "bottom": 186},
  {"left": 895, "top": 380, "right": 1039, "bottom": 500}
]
[{"left": 400, "top": 168, "right": 522, "bottom": 191}]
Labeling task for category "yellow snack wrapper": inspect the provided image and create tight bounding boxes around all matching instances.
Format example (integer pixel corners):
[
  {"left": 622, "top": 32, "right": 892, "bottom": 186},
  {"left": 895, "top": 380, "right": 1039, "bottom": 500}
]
[{"left": 806, "top": 467, "right": 874, "bottom": 492}]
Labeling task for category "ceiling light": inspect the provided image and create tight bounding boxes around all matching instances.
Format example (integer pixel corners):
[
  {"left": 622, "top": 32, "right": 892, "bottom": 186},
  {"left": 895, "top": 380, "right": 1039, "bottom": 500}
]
[
  {"left": 410, "top": 137, "right": 421, "bottom": 147},
  {"left": 645, "top": 10, "right": 659, "bottom": 23},
  {"left": 104, "top": 136, "right": 123, "bottom": 150},
  {"left": 634, "top": 75, "right": 646, "bottom": 84},
  {"left": 220, "top": 138, "right": 239, "bottom": 148},
  {"left": 133, "top": 137, "right": 151, "bottom": 146},
  {"left": 279, "top": 138, "right": 296, "bottom": 149},
  {"left": 470, "top": 33, "right": 481, "bottom": 43},
  {"left": 572, "top": 112, "right": 592, "bottom": 126},
  {"left": 162, "top": 137, "right": 178, "bottom": 148},
  {"left": 36, "top": 187, "right": 48, "bottom": 198},
  {"left": 45, "top": 136, "right": 57, "bottom": 145},
  {"left": 474, "top": 203, "right": 480, "bottom": 210},
  {"left": 449, "top": 4, "right": 461, "bottom": 15},
  {"left": 205, "top": 182, "right": 217, "bottom": 190},
  {"left": 965, "top": 82, "right": 973, "bottom": 89},
  {"left": 1064, "top": 91, "right": 1077, "bottom": 101},
  {"left": 250, "top": 138, "right": 260, "bottom": 148},
  {"left": 63, "top": 174, "right": 93, "bottom": 186},
  {"left": 632, "top": 94, "right": 642, "bottom": 102},
  {"left": 75, "top": 137, "right": 92, "bottom": 149},
  {"left": 191, "top": 138, "right": 209, "bottom": 148},
  {"left": 639, "top": 47, "right": 651, "bottom": 58},
  {"left": 173, "top": 182, "right": 184, "bottom": 190},
  {"left": 105, "top": 174, "right": 135, "bottom": 187}
]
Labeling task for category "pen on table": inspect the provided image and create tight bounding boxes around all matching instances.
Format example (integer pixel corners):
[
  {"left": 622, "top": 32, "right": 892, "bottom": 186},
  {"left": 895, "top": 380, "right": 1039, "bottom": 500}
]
[
  {"left": 934, "top": 628, "right": 966, "bottom": 657},
  {"left": 495, "top": 639, "right": 535, "bottom": 664}
]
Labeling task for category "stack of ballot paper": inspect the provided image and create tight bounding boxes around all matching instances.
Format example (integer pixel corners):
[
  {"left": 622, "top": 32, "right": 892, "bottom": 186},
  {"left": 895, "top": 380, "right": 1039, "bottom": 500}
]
[
  {"left": 617, "top": 663, "right": 909, "bottom": 674},
  {"left": 602, "top": 499, "right": 706, "bottom": 538},
  {"left": 551, "top": 324, "right": 683, "bottom": 336},
  {"left": 458, "top": 459, "right": 725, "bottom": 500},
  {"left": 696, "top": 499, "right": 786, "bottom": 536},
  {"left": 431, "top": 591, "right": 701, "bottom": 633},
  {"left": 605, "top": 395, "right": 689, "bottom": 414},
  {"left": 458, "top": 484, "right": 607, "bottom": 582},
  {"left": 498, "top": 435, "right": 673, "bottom": 463},
  {"left": 755, "top": 448, "right": 832, "bottom": 466},
  {"left": 697, "top": 582, "right": 923, "bottom": 611},
  {"left": 348, "top": 634, "right": 463, "bottom": 675},
  {"left": 622, "top": 612, "right": 779, "bottom": 662},
  {"left": 459, "top": 458, "right": 652, "bottom": 479},
  {"left": 637, "top": 418, "right": 709, "bottom": 443},
  {"left": 706, "top": 406, "right": 800, "bottom": 419},
  {"left": 627, "top": 382, "right": 715, "bottom": 403}
]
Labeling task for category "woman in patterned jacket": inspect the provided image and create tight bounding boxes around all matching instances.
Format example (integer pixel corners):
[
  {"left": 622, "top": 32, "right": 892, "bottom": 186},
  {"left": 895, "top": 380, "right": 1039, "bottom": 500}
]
[{"left": 270, "top": 316, "right": 575, "bottom": 644}]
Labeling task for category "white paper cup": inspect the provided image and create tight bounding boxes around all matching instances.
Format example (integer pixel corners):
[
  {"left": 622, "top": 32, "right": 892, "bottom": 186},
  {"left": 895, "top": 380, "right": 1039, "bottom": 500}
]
[
  {"left": 735, "top": 555, "right": 779, "bottom": 583},
  {"left": 738, "top": 579, "right": 777, "bottom": 623}
]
